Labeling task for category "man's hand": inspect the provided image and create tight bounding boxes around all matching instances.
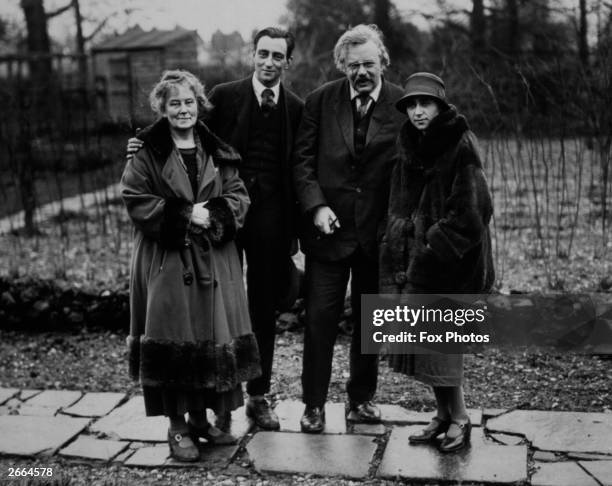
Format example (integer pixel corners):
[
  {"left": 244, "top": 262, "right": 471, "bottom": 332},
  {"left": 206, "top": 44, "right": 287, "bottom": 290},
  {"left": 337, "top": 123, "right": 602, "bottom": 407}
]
[
  {"left": 313, "top": 206, "right": 340, "bottom": 235},
  {"left": 126, "top": 137, "right": 144, "bottom": 161},
  {"left": 191, "top": 202, "right": 210, "bottom": 228}
]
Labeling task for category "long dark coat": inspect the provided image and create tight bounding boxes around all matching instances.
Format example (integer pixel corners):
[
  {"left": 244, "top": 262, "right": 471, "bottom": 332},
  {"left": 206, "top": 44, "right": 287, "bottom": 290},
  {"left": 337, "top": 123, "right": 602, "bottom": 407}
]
[
  {"left": 121, "top": 118, "right": 261, "bottom": 392},
  {"left": 379, "top": 107, "right": 494, "bottom": 294},
  {"left": 379, "top": 107, "right": 494, "bottom": 386}
]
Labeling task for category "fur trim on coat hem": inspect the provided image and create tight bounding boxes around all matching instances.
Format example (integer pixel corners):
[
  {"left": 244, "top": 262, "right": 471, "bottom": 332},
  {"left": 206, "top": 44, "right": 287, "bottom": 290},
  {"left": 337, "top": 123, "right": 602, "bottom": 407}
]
[
  {"left": 127, "top": 333, "right": 261, "bottom": 392},
  {"left": 205, "top": 197, "right": 236, "bottom": 246}
]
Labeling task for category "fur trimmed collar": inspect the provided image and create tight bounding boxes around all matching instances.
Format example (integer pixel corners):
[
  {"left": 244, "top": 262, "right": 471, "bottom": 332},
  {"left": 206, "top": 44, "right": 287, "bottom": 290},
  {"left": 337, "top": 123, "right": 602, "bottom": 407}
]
[
  {"left": 399, "top": 105, "right": 469, "bottom": 164},
  {"left": 137, "top": 118, "right": 241, "bottom": 165}
]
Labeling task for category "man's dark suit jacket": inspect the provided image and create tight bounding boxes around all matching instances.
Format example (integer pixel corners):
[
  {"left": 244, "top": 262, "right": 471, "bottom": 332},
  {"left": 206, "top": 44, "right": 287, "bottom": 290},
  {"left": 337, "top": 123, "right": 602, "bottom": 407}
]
[
  {"left": 293, "top": 77, "right": 405, "bottom": 261},
  {"left": 206, "top": 76, "right": 304, "bottom": 250}
]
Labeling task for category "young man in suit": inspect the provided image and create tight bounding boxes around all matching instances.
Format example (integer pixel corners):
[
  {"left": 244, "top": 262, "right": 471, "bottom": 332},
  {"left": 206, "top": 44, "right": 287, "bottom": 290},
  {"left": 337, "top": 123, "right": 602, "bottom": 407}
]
[
  {"left": 127, "top": 27, "right": 303, "bottom": 431},
  {"left": 292, "top": 24, "right": 405, "bottom": 433},
  {"left": 206, "top": 27, "right": 304, "bottom": 430}
]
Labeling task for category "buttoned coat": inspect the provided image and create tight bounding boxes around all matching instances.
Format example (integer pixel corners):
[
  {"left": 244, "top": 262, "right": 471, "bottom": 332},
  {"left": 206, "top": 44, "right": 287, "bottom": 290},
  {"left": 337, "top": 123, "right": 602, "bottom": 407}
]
[
  {"left": 206, "top": 76, "right": 304, "bottom": 250},
  {"left": 292, "top": 77, "right": 405, "bottom": 261},
  {"left": 121, "top": 118, "right": 260, "bottom": 392}
]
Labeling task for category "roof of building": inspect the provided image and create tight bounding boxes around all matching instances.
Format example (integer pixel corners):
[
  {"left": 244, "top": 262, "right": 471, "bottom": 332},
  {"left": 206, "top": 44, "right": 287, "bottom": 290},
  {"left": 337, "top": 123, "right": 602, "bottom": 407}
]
[{"left": 92, "top": 26, "right": 201, "bottom": 52}]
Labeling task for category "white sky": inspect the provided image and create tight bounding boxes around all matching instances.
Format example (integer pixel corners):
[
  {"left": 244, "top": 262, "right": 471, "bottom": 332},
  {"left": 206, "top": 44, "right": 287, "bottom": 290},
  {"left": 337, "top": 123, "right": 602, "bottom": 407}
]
[{"left": 2, "top": 0, "right": 472, "bottom": 46}]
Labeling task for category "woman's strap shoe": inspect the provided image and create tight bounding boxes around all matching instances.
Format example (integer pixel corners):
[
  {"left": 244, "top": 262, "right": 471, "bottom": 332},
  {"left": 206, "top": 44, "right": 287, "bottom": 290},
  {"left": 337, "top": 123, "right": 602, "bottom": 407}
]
[
  {"left": 187, "top": 420, "right": 238, "bottom": 445},
  {"left": 167, "top": 430, "right": 200, "bottom": 462},
  {"left": 438, "top": 419, "right": 472, "bottom": 453},
  {"left": 408, "top": 417, "right": 451, "bottom": 444}
]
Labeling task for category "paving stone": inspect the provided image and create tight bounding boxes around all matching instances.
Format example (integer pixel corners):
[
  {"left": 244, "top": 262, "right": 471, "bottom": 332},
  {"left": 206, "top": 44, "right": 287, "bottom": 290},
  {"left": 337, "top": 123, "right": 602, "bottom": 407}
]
[
  {"left": 534, "top": 450, "right": 561, "bottom": 462},
  {"left": 20, "top": 389, "right": 42, "bottom": 400},
  {"left": 380, "top": 407, "right": 482, "bottom": 426},
  {"left": 490, "top": 433, "right": 524, "bottom": 446},
  {"left": 580, "top": 460, "right": 612, "bottom": 486},
  {"left": 62, "top": 392, "right": 125, "bottom": 417},
  {"left": 353, "top": 423, "right": 386, "bottom": 435},
  {"left": 487, "top": 410, "right": 612, "bottom": 453},
  {"left": 24, "top": 390, "right": 82, "bottom": 410},
  {"left": 90, "top": 396, "right": 167, "bottom": 442},
  {"left": 124, "top": 444, "right": 169, "bottom": 467},
  {"left": 0, "top": 415, "right": 89, "bottom": 456},
  {"left": 19, "top": 404, "right": 60, "bottom": 416},
  {"left": 0, "top": 387, "right": 19, "bottom": 405},
  {"left": 206, "top": 406, "right": 252, "bottom": 438},
  {"left": 246, "top": 431, "right": 377, "bottom": 478},
  {"left": 112, "top": 448, "right": 135, "bottom": 463},
  {"left": 483, "top": 408, "right": 508, "bottom": 418},
  {"left": 531, "top": 462, "right": 599, "bottom": 486},
  {"left": 569, "top": 452, "right": 612, "bottom": 461},
  {"left": 377, "top": 425, "right": 527, "bottom": 483},
  {"left": 167, "top": 444, "right": 237, "bottom": 468},
  {"left": 59, "top": 436, "right": 128, "bottom": 461},
  {"left": 274, "top": 400, "right": 346, "bottom": 434}
]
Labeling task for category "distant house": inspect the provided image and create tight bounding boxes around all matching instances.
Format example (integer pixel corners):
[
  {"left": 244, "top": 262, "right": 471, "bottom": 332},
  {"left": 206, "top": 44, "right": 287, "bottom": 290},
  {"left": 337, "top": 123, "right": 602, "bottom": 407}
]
[{"left": 92, "top": 26, "right": 207, "bottom": 124}]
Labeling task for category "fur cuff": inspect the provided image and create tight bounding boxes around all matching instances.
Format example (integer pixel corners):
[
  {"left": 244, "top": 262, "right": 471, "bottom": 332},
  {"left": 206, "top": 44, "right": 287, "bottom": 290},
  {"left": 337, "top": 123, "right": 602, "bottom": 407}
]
[
  {"left": 135, "top": 333, "right": 261, "bottom": 392},
  {"left": 426, "top": 223, "right": 469, "bottom": 262},
  {"left": 205, "top": 197, "right": 236, "bottom": 246},
  {"left": 161, "top": 198, "right": 192, "bottom": 249}
]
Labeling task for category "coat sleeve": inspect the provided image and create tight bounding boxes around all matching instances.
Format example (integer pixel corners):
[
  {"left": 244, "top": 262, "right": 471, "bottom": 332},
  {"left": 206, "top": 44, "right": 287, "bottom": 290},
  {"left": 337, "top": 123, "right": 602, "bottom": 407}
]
[
  {"left": 292, "top": 91, "right": 327, "bottom": 213},
  {"left": 120, "top": 150, "right": 193, "bottom": 249},
  {"left": 425, "top": 137, "right": 493, "bottom": 262},
  {"left": 204, "top": 163, "right": 250, "bottom": 246}
]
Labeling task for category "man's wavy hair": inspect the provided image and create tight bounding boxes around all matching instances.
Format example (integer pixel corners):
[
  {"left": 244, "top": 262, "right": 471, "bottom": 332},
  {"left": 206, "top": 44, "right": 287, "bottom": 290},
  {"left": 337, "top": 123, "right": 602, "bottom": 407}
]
[
  {"left": 149, "top": 69, "right": 213, "bottom": 117},
  {"left": 333, "top": 24, "right": 390, "bottom": 72}
]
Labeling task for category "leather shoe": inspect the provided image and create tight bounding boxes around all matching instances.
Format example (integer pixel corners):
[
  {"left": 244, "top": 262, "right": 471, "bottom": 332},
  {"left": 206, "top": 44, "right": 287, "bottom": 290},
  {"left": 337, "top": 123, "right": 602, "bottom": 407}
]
[
  {"left": 408, "top": 417, "right": 451, "bottom": 444},
  {"left": 438, "top": 419, "right": 471, "bottom": 453},
  {"left": 187, "top": 420, "right": 237, "bottom": 445},
  {"left": 246, "top": 398, "right": 280, "bottom": 430},
  {"left": 215, "top": 410, "right": 232, "bottom": 433},
  {"left": 167, "top": 430, "right": 199, "bottom": 462},
  {"left": 346, "top": 401, "right": 381, "bottom": 423},
  {"left": 300, "top": 406, "right": 325, "bottom": 433}
]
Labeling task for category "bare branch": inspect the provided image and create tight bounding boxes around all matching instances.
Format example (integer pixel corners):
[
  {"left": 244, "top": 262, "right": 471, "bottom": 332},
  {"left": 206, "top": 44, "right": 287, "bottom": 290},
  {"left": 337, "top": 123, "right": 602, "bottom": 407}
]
[
  {"left": 46, "top": 1, "right": 73, "bottom": 19},
  {"left": 84, "top": 16, "right": 112, "bottom": 42}
]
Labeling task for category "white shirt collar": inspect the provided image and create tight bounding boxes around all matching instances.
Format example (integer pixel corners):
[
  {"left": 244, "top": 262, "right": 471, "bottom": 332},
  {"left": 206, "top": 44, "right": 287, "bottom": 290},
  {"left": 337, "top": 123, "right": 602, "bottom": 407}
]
[
  {"left": 350, "top": 79, "right": 382, "bottom": 102},
  {"left": 252, "top": 73, "right": 280, "bottom": 105}
]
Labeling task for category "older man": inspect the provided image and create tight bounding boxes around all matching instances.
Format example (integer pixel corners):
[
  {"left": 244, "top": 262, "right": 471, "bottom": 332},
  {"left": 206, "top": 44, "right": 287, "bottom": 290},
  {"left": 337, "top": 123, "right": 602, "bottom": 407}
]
[{"left": 293, "top": 24, "right": 405, "bottom": 433}]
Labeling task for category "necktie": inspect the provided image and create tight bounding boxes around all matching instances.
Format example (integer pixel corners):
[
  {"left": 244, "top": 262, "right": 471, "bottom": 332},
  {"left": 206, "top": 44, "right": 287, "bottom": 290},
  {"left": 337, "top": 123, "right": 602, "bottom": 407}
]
[
  {"left": 261, "top": 88, "right": 276, "bottom": 115},
  {"left": 356, "top": 94, "right": 370, "bottom": 119}
]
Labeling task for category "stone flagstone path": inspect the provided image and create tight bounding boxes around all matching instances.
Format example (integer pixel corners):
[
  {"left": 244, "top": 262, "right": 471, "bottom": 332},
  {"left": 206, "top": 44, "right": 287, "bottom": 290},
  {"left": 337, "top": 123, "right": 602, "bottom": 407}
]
[{"left": 0, "top": 387, "right": 611, "bottom": 484}]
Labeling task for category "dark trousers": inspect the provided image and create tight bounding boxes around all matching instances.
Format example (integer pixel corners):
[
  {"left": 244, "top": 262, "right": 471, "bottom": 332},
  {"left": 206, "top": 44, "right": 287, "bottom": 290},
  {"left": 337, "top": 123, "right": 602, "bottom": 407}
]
[
  {"left": 301, "top": 246, "right": 379, "bottom": 407},
  {"left": 237, "top": 201, "right": 286, "bottom": 397}
]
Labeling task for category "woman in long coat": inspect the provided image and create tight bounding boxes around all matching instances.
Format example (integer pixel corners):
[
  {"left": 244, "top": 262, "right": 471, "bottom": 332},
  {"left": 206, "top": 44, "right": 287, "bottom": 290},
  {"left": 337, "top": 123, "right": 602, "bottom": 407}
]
[
  {"left": 380, "top": 73, "right": 494, "bottom": 453},
  {"left": 121, "top": 70, "right": 260, "bottom": 462}
]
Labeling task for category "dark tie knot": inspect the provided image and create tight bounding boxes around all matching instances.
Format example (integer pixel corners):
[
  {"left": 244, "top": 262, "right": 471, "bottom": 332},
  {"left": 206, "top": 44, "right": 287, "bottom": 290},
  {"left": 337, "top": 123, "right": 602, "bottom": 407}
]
[
  {"left": 261, "top": 88, "right": 276, "bottom": 114},
  {"left": 356, "top": 94, "right": 371, "bottom": 118}
]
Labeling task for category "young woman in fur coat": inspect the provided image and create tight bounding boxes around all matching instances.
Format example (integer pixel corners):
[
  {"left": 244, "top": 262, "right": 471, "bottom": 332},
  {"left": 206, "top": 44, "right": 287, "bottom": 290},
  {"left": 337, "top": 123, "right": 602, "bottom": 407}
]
[
  {"left": 379, "top": 73, "right": 494, "bottom": 453},
  {"left": 121, "top": 70, "right": 260, "bottom": 462}
]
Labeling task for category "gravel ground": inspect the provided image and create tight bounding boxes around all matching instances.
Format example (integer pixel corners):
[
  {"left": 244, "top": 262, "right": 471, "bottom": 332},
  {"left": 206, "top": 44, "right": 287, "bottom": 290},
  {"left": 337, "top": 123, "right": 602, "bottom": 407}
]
[{"left": 0, "top": 329, "right": 611, "bottom": 485}]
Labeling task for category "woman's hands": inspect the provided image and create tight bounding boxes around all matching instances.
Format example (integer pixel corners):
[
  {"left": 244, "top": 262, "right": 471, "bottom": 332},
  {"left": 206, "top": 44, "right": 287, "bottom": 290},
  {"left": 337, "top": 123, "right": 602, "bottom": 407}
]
[{"left": 191, "top": 202, "right": 210, "bottom": 228}]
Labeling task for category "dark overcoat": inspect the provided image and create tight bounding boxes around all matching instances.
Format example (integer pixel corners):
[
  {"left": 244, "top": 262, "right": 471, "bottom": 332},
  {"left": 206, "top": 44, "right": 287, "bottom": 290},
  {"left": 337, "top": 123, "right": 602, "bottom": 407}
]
[
  {"left": 206, "top": 76, "right": 304, "bottom": 250},
  {"left": 292, "top": 77, "right": 405, "bottom": 261},
  {"left": 121, "top": 118, "right": 260, "bottom": 392},
  {"left": 379, "top": 107, "right": 494, "bottom": 386},
  {"left": 379, "top": 107, "right": 495, "bottom": 294}
]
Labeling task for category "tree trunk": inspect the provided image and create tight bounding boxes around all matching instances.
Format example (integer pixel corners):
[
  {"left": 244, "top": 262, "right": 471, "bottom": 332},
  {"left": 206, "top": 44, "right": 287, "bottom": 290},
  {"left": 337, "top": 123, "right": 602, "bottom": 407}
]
[
  {"left": 471, "top": 0, "right": 487, "bottom": 61},
  {"left": 579, "top": 0, "right": 589, "bottom": 68},
  {"left": 506, "top": 0, "right": 520, "bottom": 56},
  {"left": 20, "top": 0, "right": 52, "bottom": 84}
]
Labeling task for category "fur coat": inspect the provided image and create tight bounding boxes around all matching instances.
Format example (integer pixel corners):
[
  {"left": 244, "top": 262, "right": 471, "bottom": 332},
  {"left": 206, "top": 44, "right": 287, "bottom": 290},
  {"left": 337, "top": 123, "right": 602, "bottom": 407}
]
[
  {"left": 379, "top": 106, "right": 495, "bottom": 294},
  {"left": 121, "top": 118, "right": 260, "bottom": 392}
]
